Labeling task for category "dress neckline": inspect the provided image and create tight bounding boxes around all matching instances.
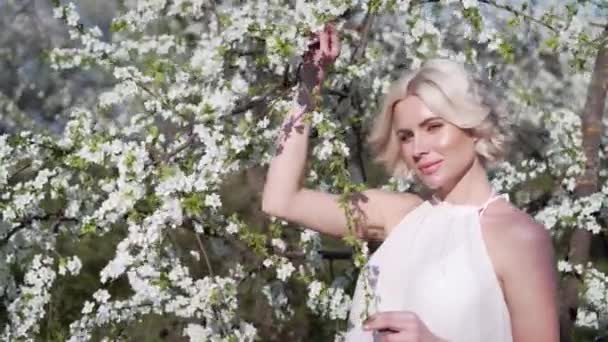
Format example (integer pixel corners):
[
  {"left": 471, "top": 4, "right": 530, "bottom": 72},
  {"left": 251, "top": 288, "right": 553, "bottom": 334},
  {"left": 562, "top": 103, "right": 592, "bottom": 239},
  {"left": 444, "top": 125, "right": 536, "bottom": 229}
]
[{"left": 429, "top": 191, "right": 509, "bottom": 216}]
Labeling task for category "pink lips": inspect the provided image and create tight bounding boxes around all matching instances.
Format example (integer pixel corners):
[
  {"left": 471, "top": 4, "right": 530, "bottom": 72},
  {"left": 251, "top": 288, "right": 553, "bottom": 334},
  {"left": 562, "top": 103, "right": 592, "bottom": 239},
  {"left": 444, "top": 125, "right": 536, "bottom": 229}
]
[{"left": 417, "top": 160, "right": 442, "bottom": 175}]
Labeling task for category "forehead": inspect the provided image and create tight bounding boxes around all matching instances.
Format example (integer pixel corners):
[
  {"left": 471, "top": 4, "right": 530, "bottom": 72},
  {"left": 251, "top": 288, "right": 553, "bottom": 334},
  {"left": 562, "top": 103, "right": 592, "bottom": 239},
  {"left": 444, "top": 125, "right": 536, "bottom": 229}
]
[{"left": 392, "top": 95, "right": 440, "bottom": 129}]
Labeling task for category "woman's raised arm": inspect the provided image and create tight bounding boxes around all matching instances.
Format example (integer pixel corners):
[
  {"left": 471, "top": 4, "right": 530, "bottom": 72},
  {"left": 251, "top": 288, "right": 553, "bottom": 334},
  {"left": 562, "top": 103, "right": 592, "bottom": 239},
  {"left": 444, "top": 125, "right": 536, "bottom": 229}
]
[{"left": 261, "top": 24, "right": 420, "bottom": 239}]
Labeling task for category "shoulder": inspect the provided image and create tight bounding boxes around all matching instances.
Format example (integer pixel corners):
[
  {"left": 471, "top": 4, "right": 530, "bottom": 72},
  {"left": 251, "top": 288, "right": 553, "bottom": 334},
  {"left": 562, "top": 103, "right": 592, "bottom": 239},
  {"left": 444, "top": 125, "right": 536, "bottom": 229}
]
[
  {"left": 487, "top": 202, "right": 552, "bottom": 249},
  {"left": 483, "top": 201, "right": 560, "bottom": 339},
  {"left": 482, "top": 201, "right": 555, "bottom": 276}
]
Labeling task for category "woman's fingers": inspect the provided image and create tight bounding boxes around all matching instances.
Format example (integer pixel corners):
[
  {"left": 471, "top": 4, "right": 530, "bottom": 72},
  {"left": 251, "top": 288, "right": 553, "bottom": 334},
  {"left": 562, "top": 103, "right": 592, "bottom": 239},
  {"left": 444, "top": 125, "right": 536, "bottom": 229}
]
[
  {"left": 298, "top": 23, "right": 339, "bottom": 88},
  {"left": 317, "top": 28, "right": 329, "bottom": 63},
  {"left": 326, "top": 23, "right": 341, "bottom": 58},
  {"left": 363, "top": 311, "right": 416, "bottom": 332},
  {"left": 375, "top": 331, "right": 417, "bottom": 342}
]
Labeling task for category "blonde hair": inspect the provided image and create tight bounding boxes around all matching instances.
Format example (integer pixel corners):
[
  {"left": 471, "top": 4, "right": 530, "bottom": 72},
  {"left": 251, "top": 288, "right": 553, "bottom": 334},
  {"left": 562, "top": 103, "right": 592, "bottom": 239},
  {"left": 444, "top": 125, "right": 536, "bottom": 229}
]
[{"left": 367, "top": 58, "right": 509, "bottom": 177}]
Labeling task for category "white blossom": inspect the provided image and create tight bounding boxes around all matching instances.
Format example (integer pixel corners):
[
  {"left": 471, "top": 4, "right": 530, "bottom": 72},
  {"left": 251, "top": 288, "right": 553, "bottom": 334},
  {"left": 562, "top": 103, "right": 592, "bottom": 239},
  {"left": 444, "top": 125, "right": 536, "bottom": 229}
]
[{"left": 276, "top": 260, "right": 295, "bottom": 281}]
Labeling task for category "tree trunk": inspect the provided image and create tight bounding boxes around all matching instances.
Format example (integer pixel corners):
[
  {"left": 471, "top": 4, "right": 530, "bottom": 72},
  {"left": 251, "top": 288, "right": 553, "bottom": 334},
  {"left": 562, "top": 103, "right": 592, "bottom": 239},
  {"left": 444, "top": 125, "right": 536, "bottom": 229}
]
[{"left": 559, "top": 28, "right": 608, "bottom": 342}]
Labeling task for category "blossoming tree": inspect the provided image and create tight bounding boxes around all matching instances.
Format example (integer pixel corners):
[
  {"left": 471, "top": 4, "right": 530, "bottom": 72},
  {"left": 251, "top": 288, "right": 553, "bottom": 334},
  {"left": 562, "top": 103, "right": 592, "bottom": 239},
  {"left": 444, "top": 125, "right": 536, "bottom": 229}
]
[{"left": 0, "top": 0, "right": 607, "bottom": 341}]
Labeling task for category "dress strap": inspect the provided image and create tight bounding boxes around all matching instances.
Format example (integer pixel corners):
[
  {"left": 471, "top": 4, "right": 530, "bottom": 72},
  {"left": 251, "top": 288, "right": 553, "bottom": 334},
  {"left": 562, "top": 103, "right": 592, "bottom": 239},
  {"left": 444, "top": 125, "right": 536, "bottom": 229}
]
[{"left": 479, "top": 192, "right": 509, "bottom": 216}]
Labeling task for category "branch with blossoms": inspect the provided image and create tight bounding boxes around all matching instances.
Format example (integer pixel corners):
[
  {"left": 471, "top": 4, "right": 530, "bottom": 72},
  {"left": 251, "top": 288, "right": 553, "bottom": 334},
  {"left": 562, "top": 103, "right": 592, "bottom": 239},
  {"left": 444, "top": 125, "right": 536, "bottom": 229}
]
[{"left": 1, "top": 214, "right": 78, "bottom": 247}]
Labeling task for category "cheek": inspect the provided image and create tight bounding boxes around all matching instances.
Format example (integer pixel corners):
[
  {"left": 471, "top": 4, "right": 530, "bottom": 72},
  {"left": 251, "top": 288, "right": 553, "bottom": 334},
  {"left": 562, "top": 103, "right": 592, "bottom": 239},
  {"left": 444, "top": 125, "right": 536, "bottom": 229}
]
[{"left": 434, "top": 128, "right": 475, "bottom": 157}]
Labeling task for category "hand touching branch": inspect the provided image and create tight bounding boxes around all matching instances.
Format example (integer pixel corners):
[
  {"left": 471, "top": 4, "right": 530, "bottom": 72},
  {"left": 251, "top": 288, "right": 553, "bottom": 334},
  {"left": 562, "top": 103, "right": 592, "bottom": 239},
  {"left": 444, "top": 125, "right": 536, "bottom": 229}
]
[{"left": 297, "top": 23, "right": 341, "bottom": 108}]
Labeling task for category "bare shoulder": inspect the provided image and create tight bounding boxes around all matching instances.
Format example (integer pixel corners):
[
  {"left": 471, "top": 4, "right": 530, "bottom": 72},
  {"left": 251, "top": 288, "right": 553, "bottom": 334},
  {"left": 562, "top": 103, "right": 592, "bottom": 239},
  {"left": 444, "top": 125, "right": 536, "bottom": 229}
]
[
  {"left": 484, "top": 201, "right": 551, "bottom": 246},
  {"left": 481, "top": 200, "right": 555, "bottom": 277},
  {"left": 362, "top": 189, "right": 424, "bottom": 235}
]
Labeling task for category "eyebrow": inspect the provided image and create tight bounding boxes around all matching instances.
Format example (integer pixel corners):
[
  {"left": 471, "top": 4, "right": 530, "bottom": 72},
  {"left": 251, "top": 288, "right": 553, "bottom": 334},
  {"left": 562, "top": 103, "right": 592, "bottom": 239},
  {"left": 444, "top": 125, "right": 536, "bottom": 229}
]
[{"left": 396, "top": 117, "right": 442, "bottom": 134}]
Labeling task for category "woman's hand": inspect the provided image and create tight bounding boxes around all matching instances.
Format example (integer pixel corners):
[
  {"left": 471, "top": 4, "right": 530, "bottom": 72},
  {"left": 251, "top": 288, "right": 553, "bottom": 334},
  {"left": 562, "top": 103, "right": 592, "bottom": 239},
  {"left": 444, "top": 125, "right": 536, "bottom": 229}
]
[
  {"left": 298, "top": 23, "right": 341, "bottom": 96},
  {"left": 363, "top": 311, "right": 447, "bottom": 342}
]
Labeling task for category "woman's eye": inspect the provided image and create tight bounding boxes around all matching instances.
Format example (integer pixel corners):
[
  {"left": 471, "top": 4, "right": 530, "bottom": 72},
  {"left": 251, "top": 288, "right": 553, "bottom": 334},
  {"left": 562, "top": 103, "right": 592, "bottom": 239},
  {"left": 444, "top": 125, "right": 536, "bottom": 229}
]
[
  {"left": 398, "top": 134, "right": 412, "bottom": 142},
  {"left": 428, "top": 123, "right": 443, "bottom": 131}
]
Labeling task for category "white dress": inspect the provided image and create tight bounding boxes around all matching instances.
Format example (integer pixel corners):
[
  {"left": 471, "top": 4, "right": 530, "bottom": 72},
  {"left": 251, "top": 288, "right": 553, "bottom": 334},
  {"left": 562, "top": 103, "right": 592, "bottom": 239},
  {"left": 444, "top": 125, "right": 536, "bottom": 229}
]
[{"left": 345, "top": 193, "right": 513, "bottom": 342}]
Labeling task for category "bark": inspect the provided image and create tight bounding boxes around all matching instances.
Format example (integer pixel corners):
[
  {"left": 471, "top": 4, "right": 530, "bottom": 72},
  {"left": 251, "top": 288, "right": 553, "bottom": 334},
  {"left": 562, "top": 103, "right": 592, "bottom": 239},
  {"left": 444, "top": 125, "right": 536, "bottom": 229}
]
[
  {"left": 341, "top": 11, "right": 376, "bottom": 184},
  {"left": 559, "top": 28, "right": 608, "bottom": 342}
]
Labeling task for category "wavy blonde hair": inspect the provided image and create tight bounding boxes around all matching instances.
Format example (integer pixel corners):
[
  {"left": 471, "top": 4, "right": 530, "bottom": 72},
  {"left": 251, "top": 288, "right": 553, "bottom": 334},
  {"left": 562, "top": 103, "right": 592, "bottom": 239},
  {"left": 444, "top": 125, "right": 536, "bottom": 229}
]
[{"left": 368, "top": 58, "right": 509, "bottom": 177}]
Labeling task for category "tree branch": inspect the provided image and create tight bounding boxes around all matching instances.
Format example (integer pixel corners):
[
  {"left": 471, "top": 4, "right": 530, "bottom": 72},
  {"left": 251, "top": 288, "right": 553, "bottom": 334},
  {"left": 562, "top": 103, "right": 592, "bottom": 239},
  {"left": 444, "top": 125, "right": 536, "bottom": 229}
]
[
  {"left": 559, "top": 27, "right": 608, "bottom": 342},
  {"left": 350, "top": 9, "right": 375, "bottom": 64},
  {"left": 161, "top": 132, "right": 196, "bottom": 164},
  {"left": 1, "top": 214, "right": 78, "bottom": 246},
  {"left": 7, "top": 161, "right": 33, "bottom": 183},
  {"left": 195, "top": 232, "right": 215, "bottom": 277},
  {"left": 337, "top": 7, "right": 377, "bottom": 184},
  {"left": 478, "top": 0, "right": 558, "bottom": 33}
]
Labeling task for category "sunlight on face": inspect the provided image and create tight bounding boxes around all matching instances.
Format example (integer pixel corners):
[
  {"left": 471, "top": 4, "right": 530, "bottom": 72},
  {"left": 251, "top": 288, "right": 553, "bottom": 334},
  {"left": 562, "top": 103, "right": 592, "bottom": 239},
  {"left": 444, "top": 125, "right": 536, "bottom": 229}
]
[{"left": 392, "top": 95, "right": 478, "bottom": 190}]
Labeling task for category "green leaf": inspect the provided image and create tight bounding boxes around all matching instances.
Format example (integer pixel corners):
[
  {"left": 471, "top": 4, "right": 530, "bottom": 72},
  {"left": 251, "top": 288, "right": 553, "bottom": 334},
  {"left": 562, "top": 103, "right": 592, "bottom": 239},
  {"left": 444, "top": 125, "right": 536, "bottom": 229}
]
[
  {"left": 497, "top": 41, "right": 515, "bottom": 63},
  {"left": 544, "top": 36, "right": 560, "bottom": 51},
  {"left": 125, "top": 152, "right": 136, "bottom": 169},
  {"left": 147, "top": 126, "right": 159, "bottom": 139},
  {"left": 110, "top": 20, "right": 128, "bottom": 33},
  {"left": 152, "top": 272, "right": 171, "bottom": 289},
  {"left": 240, "top": 230, "right": 268, "bottom": 256},
  {"left": 268, "top": 221, "right": 282, "bottom": 238},
  {"left": 58, "top": 257, "right": 67, "bottom": 269},
  {"left": 159, "top": 165, "right": 177, "bottom": 180},
  {"left": 65, "top": 155, "right": 88, "bottom": 170},
  {"left": 218, "top": 14, "right": 232, "bottom": 28},
  {"left": 135, "top": 194, "right": 161, "bottom": 214},
  {"left": 569, "top": 55, "right": 586, "bottom": 72},
  {"left": 80, "top": 221, "right": 97, "bottom": 235},
  {"left": 182, "top": 192, "right": 204, "bottom": 216},
  {"left": 274, "top": 37, "right": 294, "bottom": 58},
  {"left": 462, "top": 7, "right": 483, "bottom": 33},
  {"left": 507, "top": 16, "right": 521, "bottom": 28},
  {"left": 369, "top": 0, "right": 384, "bottom": 13}
]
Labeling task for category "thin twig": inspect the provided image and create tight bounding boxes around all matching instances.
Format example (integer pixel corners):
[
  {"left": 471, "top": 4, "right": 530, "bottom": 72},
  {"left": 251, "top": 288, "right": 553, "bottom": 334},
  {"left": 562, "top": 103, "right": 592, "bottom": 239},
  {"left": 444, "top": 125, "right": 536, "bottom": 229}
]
[
  {"left": 231, "top": 85, "right": 287, "bottom": 116},
  {"left": 194, "top": 233, "right": 214, "bottom": 277},
  {"left": 326, "top": 88, "right": 349, "bottom": 98},
  {"left": 8, "top": 161, "right": 33, "bottom": 183},
  {"left": 339, "top": 6, "right": 377, "bottom": 183},
  {"left": 412, "top": 0, "right": 561, "bottom": 33},
  {"left": 1, "top": 215, "right": 78, "bottom": 246},
  {"left": 478, "top": 0, "right": 558, "bottom": 33},
  {"left": 162, "top": 133, "right": 196, "bottom": 164},
  {"left": 590, "top": 21, "right": 607, "bottom": 29},
  {"left": 350, "top": 9, "right": 375, "bottom": 63}
]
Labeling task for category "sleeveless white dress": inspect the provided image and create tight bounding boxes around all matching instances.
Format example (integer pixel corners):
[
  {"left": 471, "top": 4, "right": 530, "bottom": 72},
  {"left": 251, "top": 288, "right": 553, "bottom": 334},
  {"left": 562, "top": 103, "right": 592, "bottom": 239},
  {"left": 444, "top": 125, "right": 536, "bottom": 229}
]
[{"left": 345, "top": 193, "right": 513, "bottom": 342}]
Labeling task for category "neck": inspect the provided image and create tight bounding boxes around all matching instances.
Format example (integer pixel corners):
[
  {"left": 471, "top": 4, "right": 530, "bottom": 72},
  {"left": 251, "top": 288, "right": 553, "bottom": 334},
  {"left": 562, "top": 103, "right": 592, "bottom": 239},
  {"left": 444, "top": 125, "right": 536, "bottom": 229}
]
[{"left": 434, "top": 158, "right": 494, "bottom": 206}]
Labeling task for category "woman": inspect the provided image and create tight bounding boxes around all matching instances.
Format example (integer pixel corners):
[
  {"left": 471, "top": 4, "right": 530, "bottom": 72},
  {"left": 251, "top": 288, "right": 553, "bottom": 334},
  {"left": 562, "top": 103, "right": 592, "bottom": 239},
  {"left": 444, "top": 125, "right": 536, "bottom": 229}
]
[{"left": 262, "top": 24, "right": 559, "bottom": 342}]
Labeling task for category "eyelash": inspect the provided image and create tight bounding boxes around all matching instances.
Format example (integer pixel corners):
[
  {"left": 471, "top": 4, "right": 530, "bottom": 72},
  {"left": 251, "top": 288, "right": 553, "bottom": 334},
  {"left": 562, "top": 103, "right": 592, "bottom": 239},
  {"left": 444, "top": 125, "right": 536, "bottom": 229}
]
[
  {"left": 398, "top": 123, "right": 443, "bottom": 142},
  {"left": 428, "top": 123, "right": 443, "bottom": 131}
]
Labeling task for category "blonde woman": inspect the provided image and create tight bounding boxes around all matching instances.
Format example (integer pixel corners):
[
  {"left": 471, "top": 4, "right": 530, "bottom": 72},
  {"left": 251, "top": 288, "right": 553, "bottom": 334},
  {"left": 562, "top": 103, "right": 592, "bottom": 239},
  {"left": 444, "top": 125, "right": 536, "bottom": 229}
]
[{"left": 262, "top": 25, "right": 559, "bottom": 342}]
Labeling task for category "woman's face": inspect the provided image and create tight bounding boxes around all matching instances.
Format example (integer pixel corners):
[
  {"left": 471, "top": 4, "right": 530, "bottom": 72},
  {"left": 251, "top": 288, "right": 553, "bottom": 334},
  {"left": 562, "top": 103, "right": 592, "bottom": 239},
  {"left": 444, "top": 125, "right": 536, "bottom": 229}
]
[{"left": 392, "top": 95, "right": 478, "bottom": 190}]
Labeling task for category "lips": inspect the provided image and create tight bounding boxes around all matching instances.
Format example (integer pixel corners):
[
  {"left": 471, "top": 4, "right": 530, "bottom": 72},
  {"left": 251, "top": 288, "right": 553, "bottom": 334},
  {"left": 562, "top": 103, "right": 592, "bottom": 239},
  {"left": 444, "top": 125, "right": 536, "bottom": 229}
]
[{"left": 417, "top": 160, "right": 442, "bottom": 175}]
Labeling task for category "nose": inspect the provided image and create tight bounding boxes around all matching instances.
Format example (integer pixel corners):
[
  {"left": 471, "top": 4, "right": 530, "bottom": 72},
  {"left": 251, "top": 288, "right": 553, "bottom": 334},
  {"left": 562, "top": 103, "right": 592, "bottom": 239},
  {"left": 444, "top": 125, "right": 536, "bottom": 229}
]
[{"left": 412, "top": 133, "right": 430, "bottom": 162}]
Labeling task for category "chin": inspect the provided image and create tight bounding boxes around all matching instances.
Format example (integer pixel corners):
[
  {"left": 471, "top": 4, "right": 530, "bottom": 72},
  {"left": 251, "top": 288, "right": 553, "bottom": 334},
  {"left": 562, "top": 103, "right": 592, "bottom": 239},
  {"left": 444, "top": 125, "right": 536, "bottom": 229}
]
[{"left": 418, "top": 175, "right": 445, "bottom": 190}]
